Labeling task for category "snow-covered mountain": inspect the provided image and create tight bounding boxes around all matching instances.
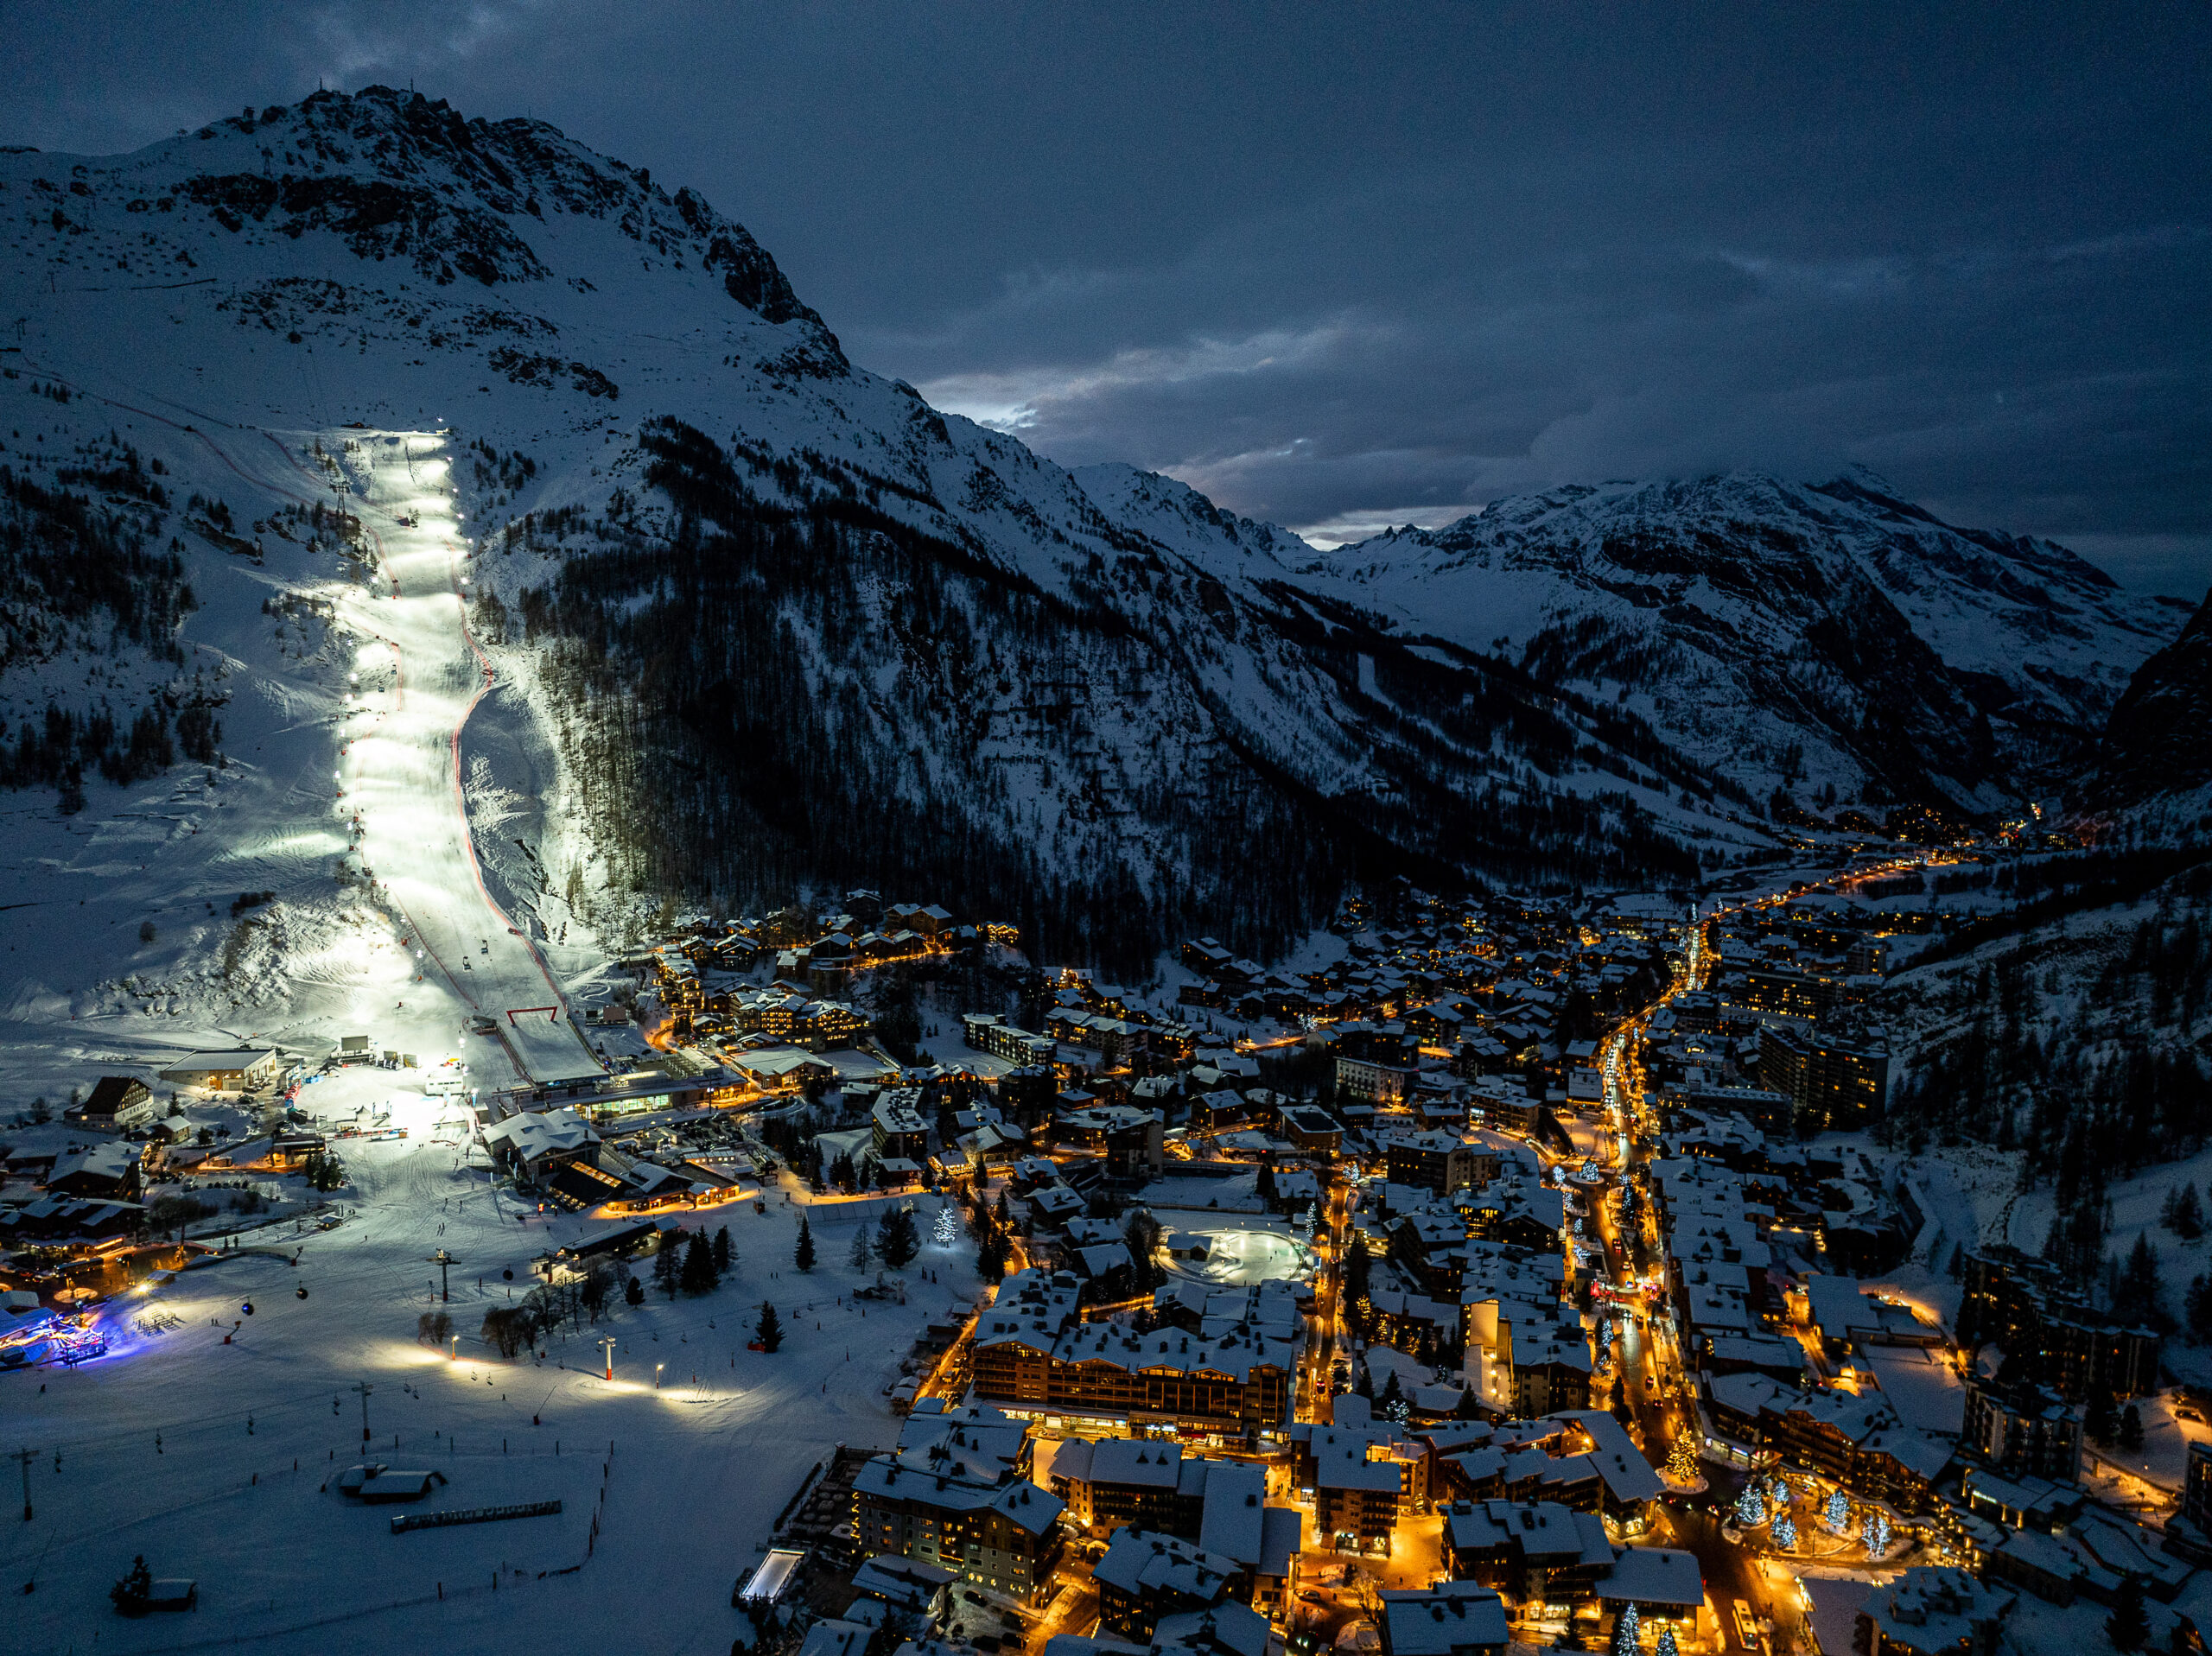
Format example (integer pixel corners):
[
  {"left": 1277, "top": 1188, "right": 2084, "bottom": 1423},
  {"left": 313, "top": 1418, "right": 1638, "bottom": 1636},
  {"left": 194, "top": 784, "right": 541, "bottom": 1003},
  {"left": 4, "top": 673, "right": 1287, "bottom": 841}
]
[
  {"left": 0, "top": 87, "right": 2186, "bottom": 980},
  {"left": 1304, "top": 473, "right": 2190, "bottom": 816},
  {"left": 2076, "top": 586, "right": 2212, "bottom": 835}
]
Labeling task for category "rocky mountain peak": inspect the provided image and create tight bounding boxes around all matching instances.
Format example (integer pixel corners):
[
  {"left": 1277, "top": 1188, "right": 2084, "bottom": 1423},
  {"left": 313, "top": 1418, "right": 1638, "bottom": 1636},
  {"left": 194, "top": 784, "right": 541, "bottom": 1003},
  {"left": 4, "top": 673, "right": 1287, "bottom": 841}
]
[{"left": 16, "top": 85, "right": 831, "bottom": 343}]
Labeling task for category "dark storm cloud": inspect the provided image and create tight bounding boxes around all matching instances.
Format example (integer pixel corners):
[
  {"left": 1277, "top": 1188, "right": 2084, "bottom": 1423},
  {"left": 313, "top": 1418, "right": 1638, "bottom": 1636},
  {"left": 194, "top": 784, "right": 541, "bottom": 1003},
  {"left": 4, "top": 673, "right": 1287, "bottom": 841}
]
[{"left": 3, "top": 3, "right": 2204, "bottom": 591}]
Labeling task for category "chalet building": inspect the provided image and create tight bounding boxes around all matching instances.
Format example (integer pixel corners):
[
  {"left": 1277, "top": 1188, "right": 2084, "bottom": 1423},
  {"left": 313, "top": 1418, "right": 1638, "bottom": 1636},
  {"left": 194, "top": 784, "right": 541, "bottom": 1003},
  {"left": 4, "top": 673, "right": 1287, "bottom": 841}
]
[
  {"left": 1181, "top": 937, "right": 1234, "bottom": 974},
  {"left": 480, "top": 1107, "right": 600, "bottom": 1181},
  {"left": 1043, "top": 1442, "right": 1300, "bottom": 1614},
  {"left": 970, "top": 1271, "right": 1295, "bottom": 1438},
  {"left": 1048, "top": 1008, "right": 1154, "bottom": 1067},
  {"left": 1854, "top": 1568, "right": 2015, "bottom": 1656},
  {"left": 1314, "top": 1440, "right": 1403, "bottom": 1552},
  {"left": 1055, "top": 1104, "right": 1164, "bottom": 1178},
  {"left": 963, "top": 1014, "right": 1058, "bottom": 1067},
  {"left": 158, "top": 1048, "right": 281, "bottom": 1092},
  {"left": 729, "top": 1048, "right": 836, "bottom": 1093},
  {"left": 1704, "top": 1374, "right": 1950, "bottom": 1513},
  {"left": 44, "top": 1140, "right": 142, "bottom": 1200},
  {"left": 1, "top": 1194, "right": 142, "bottom": 1241},
  {"left": 1278, "top": 1104, "right": 1344, "bottom": 1155},
  {"left": 850, "top": 1402, "right": 1064, "bottom": 1597},
  {"left": 1093, "top": 1530, "right": 1240, "bottom": 1640},
  {"left": 1195, "top": 1459, "right": 1304, "bottom": 1617},
  {"left": 723, "top": 987, "right": 871, "bottom": 1051},
  {"left": 543, "top": 1143, "right": 740, "bottom": 1214},
  {"left": 887, "top": 902, "right": 954, "bottom": 937},
  {"left": 1444, "top": 1500, "right": 1611, "bottom": 1602},
  {"left": 851, "top": 1458, "right": 1060, "bottom": 1598},
  {"left": 1048, "top": 1437, "right": 1205, "bottom": 1537},
  {"left": 872, "top": 1088, "right": 932, "bottom": 1164},
  {"left": 67, "top": 1076, "right": 156, "bottom": 1132},
  {"left": 1338, "top": 1054, "right": 1417, "bottom": 1104},
  {"left": 652, "top": 947, "right": 705, "bottom": 1012},
  {"left": 1384, "top": 1131, "right": 1496, "bottom": 1195},
  {"left": 1376, "top": 1583, "right": 1511, "bottom": 1656},
  {"left": 850, "top": 1554, "right": 956, "bottom": 1623}
]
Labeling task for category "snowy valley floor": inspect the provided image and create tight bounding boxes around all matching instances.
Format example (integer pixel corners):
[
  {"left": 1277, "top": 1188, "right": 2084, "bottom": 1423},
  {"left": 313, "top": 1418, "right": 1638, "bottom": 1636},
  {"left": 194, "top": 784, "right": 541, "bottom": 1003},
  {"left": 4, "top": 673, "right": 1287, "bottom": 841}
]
[{"left": 1, "top": 1066, "right": 980, "bottom": 1654}]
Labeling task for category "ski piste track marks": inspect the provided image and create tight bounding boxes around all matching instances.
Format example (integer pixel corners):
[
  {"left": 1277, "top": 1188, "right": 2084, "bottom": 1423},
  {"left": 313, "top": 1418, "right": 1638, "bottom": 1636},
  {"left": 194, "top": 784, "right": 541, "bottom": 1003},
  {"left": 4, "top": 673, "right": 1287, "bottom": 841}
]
[
  {"left": 251, "top": 428, "right": 583, "bottom": 1030},
  {"left": 24, "top": 358, "right": 597, "bottom": 1083}
]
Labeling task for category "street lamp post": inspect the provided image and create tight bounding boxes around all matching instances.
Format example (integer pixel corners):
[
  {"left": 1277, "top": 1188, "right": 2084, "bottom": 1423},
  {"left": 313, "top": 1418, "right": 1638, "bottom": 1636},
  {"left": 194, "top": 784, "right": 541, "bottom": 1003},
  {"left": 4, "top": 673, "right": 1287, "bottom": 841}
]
[{"left": 601, "top": 1336, "right": 617, "bottom": 1381}]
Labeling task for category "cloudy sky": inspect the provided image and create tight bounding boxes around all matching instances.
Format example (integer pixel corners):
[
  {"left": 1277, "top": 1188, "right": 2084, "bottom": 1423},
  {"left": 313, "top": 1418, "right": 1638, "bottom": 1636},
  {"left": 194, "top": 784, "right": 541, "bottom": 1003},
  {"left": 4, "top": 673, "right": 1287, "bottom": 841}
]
[{"left": 3, "top": 3, "right": 2205, "bottom": 591}]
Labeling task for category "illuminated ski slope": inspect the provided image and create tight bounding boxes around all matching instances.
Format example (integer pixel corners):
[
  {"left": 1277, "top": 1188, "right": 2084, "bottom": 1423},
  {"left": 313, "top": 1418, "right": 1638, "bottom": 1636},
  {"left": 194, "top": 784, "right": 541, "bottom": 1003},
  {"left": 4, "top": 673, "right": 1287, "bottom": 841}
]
[{"left": 325, "top": 430, "right": 601, "bottom": 1086}]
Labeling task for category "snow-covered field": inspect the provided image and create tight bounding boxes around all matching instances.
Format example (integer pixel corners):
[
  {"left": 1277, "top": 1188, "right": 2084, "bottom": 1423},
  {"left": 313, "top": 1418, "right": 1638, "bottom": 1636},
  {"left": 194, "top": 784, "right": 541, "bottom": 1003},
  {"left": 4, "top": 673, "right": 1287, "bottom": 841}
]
[{"left": 3, "top": 1074, "right": 980, "bottom": 1654}]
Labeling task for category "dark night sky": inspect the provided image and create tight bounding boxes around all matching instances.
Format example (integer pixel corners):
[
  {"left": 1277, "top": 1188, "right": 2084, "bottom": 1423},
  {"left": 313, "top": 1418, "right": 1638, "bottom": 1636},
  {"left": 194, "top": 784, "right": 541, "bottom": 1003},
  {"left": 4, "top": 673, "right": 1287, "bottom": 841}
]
[{"left": 3, "top": 3, "right": 2206, "bottom": 592}]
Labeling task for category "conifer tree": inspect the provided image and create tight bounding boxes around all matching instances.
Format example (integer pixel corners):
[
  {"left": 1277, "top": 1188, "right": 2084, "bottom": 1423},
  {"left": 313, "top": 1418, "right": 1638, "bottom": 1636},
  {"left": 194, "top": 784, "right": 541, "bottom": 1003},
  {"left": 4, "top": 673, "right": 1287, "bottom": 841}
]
[
  {"left": 1664, "top": 1432, "right": 1698, "bottom": 1482},
  {"left": 1611, "top": 1602, "right": 1639, "bottom": 1656},
  {"left": 755, "top": 1302, "right": 783, "bottom": 1353},
  {"left": 2107, "top": 1574, "right": 2149, "bottom": 1652},
  {"left": 2088, "top": 1387, "right": 2119, "bottom": 1446},
  {"left": 879, "top": 1207, "right": 920, "bottom": 1270},
  {"left": 1866, "top": 1511, "right": 1890, "bottom": 1557},
  {"left": 2176, "top": 1183, "right": 2207, "bottom": 1241},
  {"left": 681, "top": 1233, "right": 718, "bottom": 1296},
  {"left": 795, "top": 1215, "right": 816, "bottom": 1272}
]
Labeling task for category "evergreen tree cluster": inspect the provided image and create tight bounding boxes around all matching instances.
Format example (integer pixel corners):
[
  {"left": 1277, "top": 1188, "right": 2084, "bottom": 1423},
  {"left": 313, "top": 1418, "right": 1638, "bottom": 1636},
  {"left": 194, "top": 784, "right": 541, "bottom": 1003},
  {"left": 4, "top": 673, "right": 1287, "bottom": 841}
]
[
  {"left": 1885, "top": 880, "right": 2212, "bottom": 1189},
  {"left": 0, "top": 447, "right": 193, "bottom": 667},
  {"left": 500, "top": 417, "right": 1706, "bottom": 973},
  {"left": 877, "top": 1207, "right": 918, "bottom": 1270},
  {"left": 972, "top": 1188, "right": 1014, "bottom": 1281},
  {"left": 0, "top": 437, "right": 219, "bottom": 804}
]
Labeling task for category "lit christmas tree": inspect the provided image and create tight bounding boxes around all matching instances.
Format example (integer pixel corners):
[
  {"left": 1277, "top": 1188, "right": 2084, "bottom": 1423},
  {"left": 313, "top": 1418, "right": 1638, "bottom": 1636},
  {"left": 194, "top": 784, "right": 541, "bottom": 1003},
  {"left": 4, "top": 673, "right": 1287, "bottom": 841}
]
[
  {"left": 932, "top": 1205, "right": 959, "bottom": 1247},
  {"left": 1665, "top": 1432, "right": 1699, "bottom": 1482},
  {"left": 1772, "top": 1513, "right": 1797, "bottom": 1551},
  {"left": 1655, "top": 1628, "right": 1678, "bottom": 1656},
  {"left": 1735, "top": 1486, "right": 1767, "bottom": 1526},
  {"left": 1300, "top": 1200, "right": 1319, "bottom": 1238},
  {"left": 1611, "top": 1602, "right": 1641, "bottom": 1656},
  {"left": 1866, "top": 1511, "right": 1891, "bottom": 1556},
  {"left": 1825, "top": 1489, "right": 1849, "bottom": 1532}
]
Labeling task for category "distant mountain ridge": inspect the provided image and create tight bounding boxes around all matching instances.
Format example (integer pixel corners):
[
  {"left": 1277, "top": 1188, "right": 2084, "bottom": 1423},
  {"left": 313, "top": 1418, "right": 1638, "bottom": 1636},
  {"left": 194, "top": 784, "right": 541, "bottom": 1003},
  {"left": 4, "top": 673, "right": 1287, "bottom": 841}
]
[
  {"left": 0, "top": 86, "right": 2192, "bottom": 965},
  {"left": 1300, "top": 471, "right": 2189, "bottom": 815}
]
